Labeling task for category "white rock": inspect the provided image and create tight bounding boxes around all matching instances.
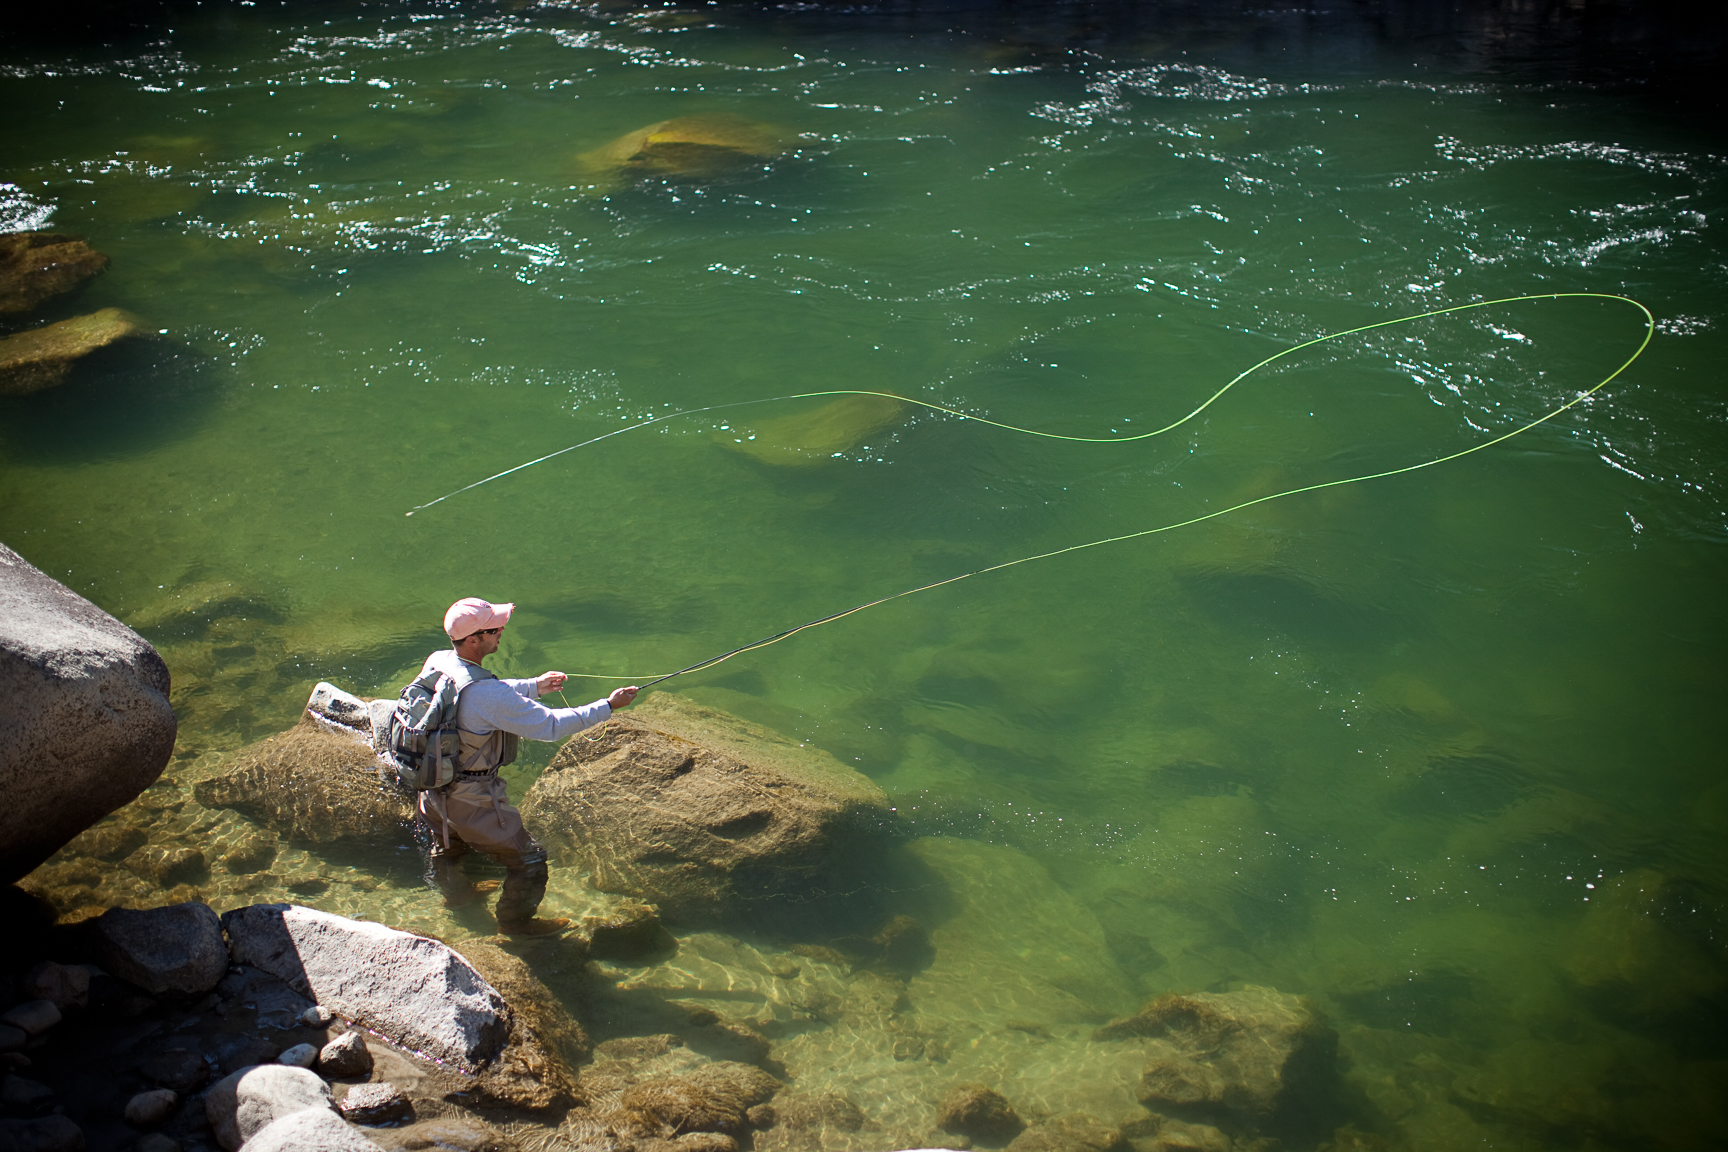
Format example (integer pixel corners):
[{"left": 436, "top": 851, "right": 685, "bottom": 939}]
[
  {"left": 277, "top": 1044, "right": 318, "bottom": 1069},
  {"left": 299, "top": 1005, "right": 334, "bottom": 1027},
  {"left": 204, "top": 1064, "right": 333, "bottom": 1152},
  {"left": 222, "top": 905, "right": 508, "bottom": 1069},
  {"left": 0, "top": 1000, "right": 60, "bottom": 1036},
  {"left": 241, "top": 1106, "right": 381, "bottom": 1152},
  {"left": 125, "top": 1087, "right": 179, "bottom": 1127},
  {"left": 306, "top": 683, "right": 373, "bottom": 733}
]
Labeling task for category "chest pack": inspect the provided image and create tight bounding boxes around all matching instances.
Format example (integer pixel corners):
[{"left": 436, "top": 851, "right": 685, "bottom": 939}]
[{"left": 385, "top": 661, "right": 518, "bottom": 791}]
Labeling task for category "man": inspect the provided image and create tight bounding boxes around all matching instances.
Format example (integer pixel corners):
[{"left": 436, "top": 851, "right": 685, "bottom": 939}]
[{"left": 418, "top": 596, "right": 638, "bottom": 936}]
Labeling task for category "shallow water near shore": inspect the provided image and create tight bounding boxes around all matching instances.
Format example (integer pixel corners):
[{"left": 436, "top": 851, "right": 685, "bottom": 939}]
[{"left": 4, "top": 2, "right": 1727, "bottom": 1149}]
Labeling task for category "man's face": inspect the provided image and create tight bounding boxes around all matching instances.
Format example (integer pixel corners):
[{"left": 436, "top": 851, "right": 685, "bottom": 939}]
[{"left": 464, "top": 626, "right": 503, "bottom": 659}]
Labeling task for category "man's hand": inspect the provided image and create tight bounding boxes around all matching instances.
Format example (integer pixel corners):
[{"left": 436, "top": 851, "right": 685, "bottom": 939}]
[
  {"left": 537, "top": 671, "right": 568, "bottom": 695},
  {"left": 608, "top": 686, "right": 640, "bottom": 710}
]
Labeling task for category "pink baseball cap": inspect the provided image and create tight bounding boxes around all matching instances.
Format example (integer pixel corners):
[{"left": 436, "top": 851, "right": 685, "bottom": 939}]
[{"left": 444, "top": 597, "right": 515, "bottom": 640}]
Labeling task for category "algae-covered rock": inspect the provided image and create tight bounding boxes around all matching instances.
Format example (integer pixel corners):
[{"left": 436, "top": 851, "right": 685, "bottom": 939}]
[
  {"left": 192, "top": 714, "right": 413, "bottom": 845},
  {"left": 611, "top": 1061, "right": 781, "bottom": 1138},
  {"left": 0, "top": 307, "right": 144, "bottom": 395},
  {"left": 1094, "top": 986, "right": 1335, "bottom": 1123},
  {"left": 576, "top": 113, "right": 792, "bottom": 192},
  {"left": 452, "top": 939, "right": 586, "bottom": 1110},
  {"left": 720, "top": 393, "right": 906, "bottom": 468},
  {"left": 0, "top": 231, "right": 109, "bottom": 314},
  {"left": 1562, "top": 868, "right": 1728, "bottom": 1019},
  {"left": 936, "top": 1083, "right": 1025, "bottom": 1144},
  {"left": 1005, "top": 1113, "right": 1127, "bottom": 1152},
  {"left": 523, "top": 693, "right": 888, "bottom": 926}
]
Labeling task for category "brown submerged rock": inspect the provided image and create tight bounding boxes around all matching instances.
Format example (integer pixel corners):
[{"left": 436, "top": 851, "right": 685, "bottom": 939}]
[
  {"left": 576, "top": 113, "right": 792, "bottom": 192},
  {"left": 192, "top": 713, "right": 413, "bottom": 845},
  {"left": 0, "top": 307, "right": 144, "bottom": 396},
  {"left": 0, "top": 231, "right": 109, "bottom": 314},
  {"left": 452, "top": 939, "right": 586, "bottom": 1110},
  {"left": 1094, "top": 986, "right": 1335, "bottom": 1124},
  {"left": 937, "top": 1083, "right": 1025, "bottom": 1145},
  {"left": 610, "top": 1061, "right": 781, "bottom": 1139},
  {"left": 523, "top": 693, "right": 888, "bottom": 925},
  {"left": 720, "top": 392, "right": 905, "bottom": 468}
]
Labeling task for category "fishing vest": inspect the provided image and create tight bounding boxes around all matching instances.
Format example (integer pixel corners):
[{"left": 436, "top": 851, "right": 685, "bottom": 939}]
[{"left": 443, "top": 657, "right": 521, "bottom": 775}]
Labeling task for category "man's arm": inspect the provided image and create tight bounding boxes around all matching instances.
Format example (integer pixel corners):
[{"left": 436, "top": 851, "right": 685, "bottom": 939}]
[{"left": 463, "top": 680, "right": 613, "bottom": 741}]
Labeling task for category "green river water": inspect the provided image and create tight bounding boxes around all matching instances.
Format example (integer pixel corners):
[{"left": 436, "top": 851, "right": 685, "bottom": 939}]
[{"left": 3, "top": 3, "right": 1726, "bottom": 1149}]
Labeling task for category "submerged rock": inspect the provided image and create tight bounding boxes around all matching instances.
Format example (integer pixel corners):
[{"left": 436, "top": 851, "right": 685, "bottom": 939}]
[
  {"left": 450, "top": 939, "right": 584, "bottom": 1110},
  {"left": 0, "top": 231, "right": 109, "bottom": 314},
  {"left": 192, "top": 714, "right": 413, "bottom": 846},
  {"left": 609, "top": 1061, "right": 781, "bottom": 1139},
  {"left": 1094, "top": 986, "right": 1335, "bottom": 1124},
  {"left": 523, "top": 693, "right": 888, "bottom": 926},
  {"left": 0, "top": 307, "right": 145, "bottom": 396},
  {"left": 0, "top": 542, "right": 176, "bottom": 885},
  {"left": 1005, "top": 1114, "right": 1127, "bottom": 1152},
  {"left": 719, "top": 392, "right": 905, "bottom": 468},
  {"left": 576, "top": 113, "right": 792, "bottom": 192},
  {"left": 936, "top": 1083, "right": 1025, "bottom": 1145}
]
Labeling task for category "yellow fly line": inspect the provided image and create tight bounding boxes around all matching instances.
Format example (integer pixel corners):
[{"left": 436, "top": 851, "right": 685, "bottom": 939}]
[{"left": 415, "top": 292, "right": 1655, "bottom": 687}]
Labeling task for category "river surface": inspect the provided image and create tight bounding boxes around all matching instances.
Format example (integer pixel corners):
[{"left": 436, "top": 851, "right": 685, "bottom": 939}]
[{"left": 3, "top": 3, "right": 1725, "bottom": 1150}]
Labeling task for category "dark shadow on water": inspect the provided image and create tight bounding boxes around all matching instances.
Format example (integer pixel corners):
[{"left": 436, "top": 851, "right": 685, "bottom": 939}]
[
  {"left": 1387, "top": 750, "right": 1531, "bottom": 818},
  {"left": 0, "top": 337, "right": 225, "bottom": 465},
  {"left": 1337, "top": 970, "right": 1478, "bottom": 1037},
  {"left": 1179, "top": 568, "right": 1404, "bottom": 649}
]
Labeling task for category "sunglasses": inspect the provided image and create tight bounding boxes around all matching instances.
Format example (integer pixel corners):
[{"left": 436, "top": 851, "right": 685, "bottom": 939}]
[{"left": 472, "top": 627, "right": 503, "bottom": 636}]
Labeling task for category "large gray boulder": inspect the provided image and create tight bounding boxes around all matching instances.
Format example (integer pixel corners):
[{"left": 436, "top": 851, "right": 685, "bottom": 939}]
[
  {"left": 88, "top": 901, "right": 227, "bottom": 995},
  {"left": 522, "top": 693, "right": 888, "bottom": 925},
  {"left": 222, "top": 905, "right": 510, "bottom": 1070},
  {"left": 204, "top": 1064, "right": 333, "bottom": 1151},
  {"left": 0, "top": 542, "right": 175, "bottom": 884}
]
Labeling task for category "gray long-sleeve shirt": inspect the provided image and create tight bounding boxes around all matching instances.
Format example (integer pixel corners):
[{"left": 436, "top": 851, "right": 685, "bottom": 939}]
[{"left": 420, "top": 649, "right": 611, "bottom": 741}]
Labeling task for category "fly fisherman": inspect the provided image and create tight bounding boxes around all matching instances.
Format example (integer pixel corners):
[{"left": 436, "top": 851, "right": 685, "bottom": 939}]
[{"left": 420, "top": 596, "right": 638, "bottom": 936}]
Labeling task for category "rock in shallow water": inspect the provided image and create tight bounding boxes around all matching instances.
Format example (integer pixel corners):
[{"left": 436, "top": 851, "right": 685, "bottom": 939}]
[
  {"left": 0, "top": 307, "right": 145, "bottom": 395},
  {"left": 524, "top": 693, "right": 888, "bottom": 927},
  {"left": 338, "top": 1082, "right": 411, "bottom": 1125},
  {"left": 1094, "top": 986, "right": 1336, "bottom": 1125},
  {"left": 89, "top": 901, "right": 228, "bottom": 996},
  {"left": 0, "top": 1001, "right": 60, "bottom": 1037},
  {"left": 318, "top": 1031, "right": 373, "bottom": 1078},
  {"left": 193, "top": 714, "right": 412, "bottom": 846},
  {"left": 223, "top": 904, "right": 510, "bottom": 1070},
  {"left": 0, "top": 232, "right": 109, "bottom": 314},
  {"left": 937, "top": 1084, "right": 1025, "bottom": 1145},
  {"left": 0, "top": 542, "right": 176, "bottom": 885},
  {"left": 575, "top": 113, "right": 792, "bottom": 192}
]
